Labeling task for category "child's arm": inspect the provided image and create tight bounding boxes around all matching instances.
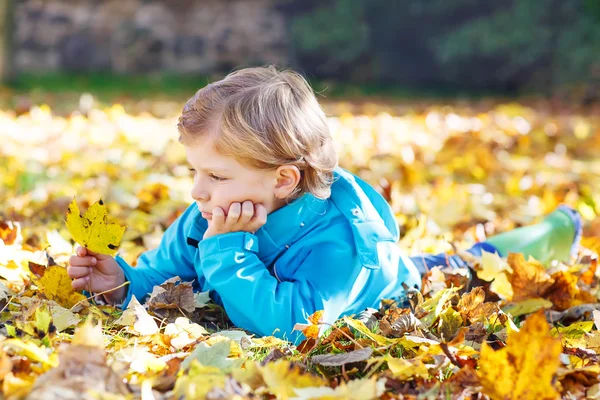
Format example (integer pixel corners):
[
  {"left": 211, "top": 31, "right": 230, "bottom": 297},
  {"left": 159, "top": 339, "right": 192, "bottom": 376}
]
[
  {"left": 197, "top": 230, "right": 357, "bottom": 343},
  {"left": 115, "top": 203, "right": 204, "bottom": 307}
]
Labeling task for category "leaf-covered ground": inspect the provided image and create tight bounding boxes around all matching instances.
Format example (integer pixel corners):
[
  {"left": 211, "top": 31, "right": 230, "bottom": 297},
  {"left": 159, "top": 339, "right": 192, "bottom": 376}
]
[{"left": 0, "top": 96, "right": 599, "bottom": 399}]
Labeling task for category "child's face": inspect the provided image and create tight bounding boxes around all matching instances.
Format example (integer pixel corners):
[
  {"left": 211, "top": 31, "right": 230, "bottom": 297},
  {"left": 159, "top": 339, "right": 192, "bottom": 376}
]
[{"left": 185, "top": 136, "right": 284, "bottom": 220}]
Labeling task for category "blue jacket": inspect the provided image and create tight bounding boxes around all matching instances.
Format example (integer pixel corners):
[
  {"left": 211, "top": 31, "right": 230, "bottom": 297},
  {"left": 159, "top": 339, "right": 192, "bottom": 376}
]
[{"left": 116, "top": 167, "right": 421, "bottom": 342}]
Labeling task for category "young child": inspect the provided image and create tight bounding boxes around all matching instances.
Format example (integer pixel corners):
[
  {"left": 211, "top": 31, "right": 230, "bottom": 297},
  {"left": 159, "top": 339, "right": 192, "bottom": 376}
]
[{"left": 68, "top": 66, "right": 582, "bottom": 342}]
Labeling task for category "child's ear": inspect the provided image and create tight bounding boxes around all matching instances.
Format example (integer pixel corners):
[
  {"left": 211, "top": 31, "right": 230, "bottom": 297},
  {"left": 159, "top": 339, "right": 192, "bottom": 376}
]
[{"left": 274, "top": 165, "right": 301, "bottom": 199}]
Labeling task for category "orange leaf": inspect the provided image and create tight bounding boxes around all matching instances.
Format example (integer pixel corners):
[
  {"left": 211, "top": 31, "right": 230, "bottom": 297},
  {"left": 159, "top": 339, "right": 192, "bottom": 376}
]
[{"left": 507, "top": 253, "right": 554, "bottom": 302}]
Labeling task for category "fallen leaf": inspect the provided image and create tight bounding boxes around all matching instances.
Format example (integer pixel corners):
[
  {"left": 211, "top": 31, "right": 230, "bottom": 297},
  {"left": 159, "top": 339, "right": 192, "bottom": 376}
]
[
  {"left": 477, "top": 310, "right": 562, "bottom": 400},
  {"left": 458, "top": 287, "right": 500, "bottom": 323},
  {"left": 293, "top": 310, "right": 324, "bottom": 340},
  {"left": 65, "top": 199, "right": 126, "bottom": 256},
  {"left": 438, "top": 307, "right": 463, "bottom": 342},
  {"left": 379, "top": 308, "right": 421, "bottom": 337},
  {"left": 260, "top": 359, "right": 326, "bottom": 399},
  {"left": 115, "top": 295, "right": 159, "bottom": 336},
  {"left": 292, "top": 377, "right": 387, "bottom": 399},
  {"left": 26, "top": 339, "right": 129, "bottom": 400},
  {"left": 507, "top": 253, "right": 555, "bottom": 302},
  {"left": 181, "top": 339, "right": 243, "bottom": 371},
  {"left": 502, "top": 298, "right": 553, "bottom": 318},
  {"left": 147, "top": 276, "right": 195, "bottom": 318},
  {"left": 385, "top": 355, "right": 430, "bottom": 381},
  {"left": 311, "top": 347, "right": 373, "bottom": 367},
  {"left": 164, "top": 317, "right": 208, "bottom": 349},
  {"left": 34, "top": 265, "right": 88, "bottom": 308}
]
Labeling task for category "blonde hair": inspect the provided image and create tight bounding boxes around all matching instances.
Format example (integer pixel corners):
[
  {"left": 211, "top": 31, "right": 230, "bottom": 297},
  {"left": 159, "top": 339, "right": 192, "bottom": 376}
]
[{"left": 177, "top": 65, "right": 338, "bottom": 200}]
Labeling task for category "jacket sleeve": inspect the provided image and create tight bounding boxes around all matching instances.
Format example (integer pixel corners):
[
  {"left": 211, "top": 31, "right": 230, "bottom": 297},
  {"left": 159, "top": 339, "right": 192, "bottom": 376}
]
[
  {"left": 197, "top": 231, "right": 358, "bottom": 343},
  {"left": 115, "top": 203, "right": 205, "bottom": 307}
]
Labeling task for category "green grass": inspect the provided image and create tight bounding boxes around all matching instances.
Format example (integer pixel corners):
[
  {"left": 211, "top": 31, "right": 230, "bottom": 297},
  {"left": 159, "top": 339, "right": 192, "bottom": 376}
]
[{"left": 6, "top": 71, "right": 516, "bottom": 104}]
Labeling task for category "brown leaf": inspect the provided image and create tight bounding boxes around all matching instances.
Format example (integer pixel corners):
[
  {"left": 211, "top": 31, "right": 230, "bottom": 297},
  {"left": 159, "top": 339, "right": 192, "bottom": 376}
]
[
  {"left": 379, "top": 308, "right": 421, "bottom": 338},
  {"left": 465, "top": 321, "right": 488, "bottom": 343},
  {"left": 311, "top": 347, "right": 373, "bottom": 367},
  {"left": 507, "top": 253, "right": 555, "bottom": 302},
  {"left": 546, "top": 271, "right": 582, "bottom": 311},
  {"left": 26, "top": 344, "right": 129, "bottom": 400},
  {"left": 147, "top": 276, "right": 195, "bottom": 318}
]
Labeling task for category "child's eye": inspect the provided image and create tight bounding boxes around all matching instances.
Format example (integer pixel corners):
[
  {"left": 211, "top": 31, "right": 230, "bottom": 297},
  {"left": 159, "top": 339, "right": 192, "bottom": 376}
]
[
  {"left": 188, "top": 167, "right": 196, "bottom": 175},
  {"left": 210, "top": 174, "right": 227, "bottom": 182}
]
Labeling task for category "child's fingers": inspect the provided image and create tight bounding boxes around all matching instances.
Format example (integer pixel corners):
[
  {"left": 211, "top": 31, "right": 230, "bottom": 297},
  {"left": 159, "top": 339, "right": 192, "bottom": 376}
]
[
  {"left": 249, "top": 204, "right": 267, "bottom": 231},
  {"left": 77, "top": 246, "right": 86, "bottom": 257},
  {"left": 67, "top": 266, "right": 91, "bottom": 279},
  {"left": 226, "top": 202, "right": 242, "bottom": 225},
  {"left": 69, "top": 255, "right": 97, "bottom": 267},
  {"left": 71, "top": 276, "right": 90, "bottom": 291},
  {"left": 240, "top": 201, "right": 254, "bottom": 223},
  {"left": 211, "top": 207, "right": 226, "bottom": 226}
]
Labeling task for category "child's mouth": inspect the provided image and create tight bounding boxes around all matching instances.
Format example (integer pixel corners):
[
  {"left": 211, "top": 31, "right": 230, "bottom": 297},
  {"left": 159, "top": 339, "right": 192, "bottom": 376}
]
[{"left": 201, "top": 212, "right": 212, "bottom": 219}]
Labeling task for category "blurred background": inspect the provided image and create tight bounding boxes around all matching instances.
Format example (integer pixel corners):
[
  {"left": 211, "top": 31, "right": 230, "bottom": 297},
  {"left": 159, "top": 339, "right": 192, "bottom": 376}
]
[
  {"left": 3, "top": 0, "right": 600, "bottom": 100},
  {"left": 0, "top": 0, "right": 599, "bottom": 266}
]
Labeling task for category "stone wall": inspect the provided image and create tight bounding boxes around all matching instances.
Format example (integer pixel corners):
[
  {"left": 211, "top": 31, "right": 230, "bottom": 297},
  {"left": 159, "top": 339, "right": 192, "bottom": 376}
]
[{"left": 14, "top": 0, "right": 290, "bottom": 74}]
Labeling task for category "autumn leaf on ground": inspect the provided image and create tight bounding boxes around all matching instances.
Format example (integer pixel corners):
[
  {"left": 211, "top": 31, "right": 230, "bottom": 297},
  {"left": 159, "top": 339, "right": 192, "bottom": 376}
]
[
  {"left": 181, "top": 339, "right": 243, "bottom": 371},
  {"left": 147, "top": 276, "right": 196, "bottom": 320},
  {"left": 293, "top": 310, "right": 324, "bottom": 339},
  {"left": 546, "top": 271, "right": 596, "bottom": 311},
  {"left": 478, "top": 310, "right": 562, "bottom": 400},
  {"left": 164, "top": 317, "right": 208, "bottom": 350},
  {"left": 507, "top": 253, "right": 555, "bottom": 302},
  {"left": 34, "top": 265, "right": 88, "bottom": 308},
  {"left": 259, "top": 359, "right": 327, "bottom": 399},
  {"left": 0, "top": 221, "right": 20, "bottom": 245},
  {"left": 458, "top": 287, "right": 500, "bottom": 324},
  {"left": 65, "top": 199, "right": 126, "bottom": 256},
  {"left": 380, "top": 355, "right": 430, "bottom": 381},
  {"left": 292, "top": 377, "right": 386, "bottom": 399},
  {"left": 114, "top": 295, "right": 159, "bottom": 336},
  {"left": 379, "top": 307, "right": 422, "bottom": 337},
  {"left": 27, "top": 320, "right": 129, "bottom": 400}
]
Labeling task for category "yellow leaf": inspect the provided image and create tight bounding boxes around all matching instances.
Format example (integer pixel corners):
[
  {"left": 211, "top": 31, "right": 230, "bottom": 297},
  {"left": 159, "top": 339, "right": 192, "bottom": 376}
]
[
  {"left": 35, "top": 265, "right": 88, "bottom": 308},
  {"left": 174, "top": 362, "right": 227, "bottom": 400},
  {"left": 260, "top": 359, "right": 327, "bottom": 399},
  {"left": 2, "top": 372, "right": 35, "bottom": 399},
  {"left": 386, "top": 356, "right": 430, "bottom": 381},
  {"left": 2, "top": 339, "right": 58, "bottom": 368},
  {"left": 502, "top": 298, "right": 553, "bottom": 318},
  {"left": 478, "top": 250, "right": 513, "bottom": 282},
  {"left": 438, "top": 307, "right": 462, "bottom": 342},
  {"left": 343, "top": 316, "right": 391, "bottom": 346},
  {"left": 292, "top": 377, "right": 387, "bottom": 399},
  {"left": 65, "top": 199, "right": 126, "bottom": 256},
  {"left": 477, "top": 310, "right": 561, "bottom": 400}
]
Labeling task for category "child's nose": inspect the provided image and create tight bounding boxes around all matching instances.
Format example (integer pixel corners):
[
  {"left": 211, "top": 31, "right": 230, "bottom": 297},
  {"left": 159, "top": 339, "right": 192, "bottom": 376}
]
[{"left": 191, "top": 183, "right": 210, "bottom": 202}]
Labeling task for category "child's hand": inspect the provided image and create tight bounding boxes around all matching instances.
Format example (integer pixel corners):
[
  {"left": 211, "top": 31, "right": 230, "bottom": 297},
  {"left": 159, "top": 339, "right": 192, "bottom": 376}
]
[
  {"left": 203, "top": 201, "right": 267, "bottom": 239},
  {"left": 68, "top": 246, "right": 127, "bottom": 304}
]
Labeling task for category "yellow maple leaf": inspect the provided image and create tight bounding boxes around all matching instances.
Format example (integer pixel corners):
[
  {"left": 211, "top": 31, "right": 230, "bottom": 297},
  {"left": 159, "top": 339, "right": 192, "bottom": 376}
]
[
  {"left": 35, "top": 265, "right": 88, "bottom": 308},
  {"left": 65, "top": 199, "right": 126, "bottom": 256},
  {"left": 477, "top": 310, "right": 562, "bottom": 400}
]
